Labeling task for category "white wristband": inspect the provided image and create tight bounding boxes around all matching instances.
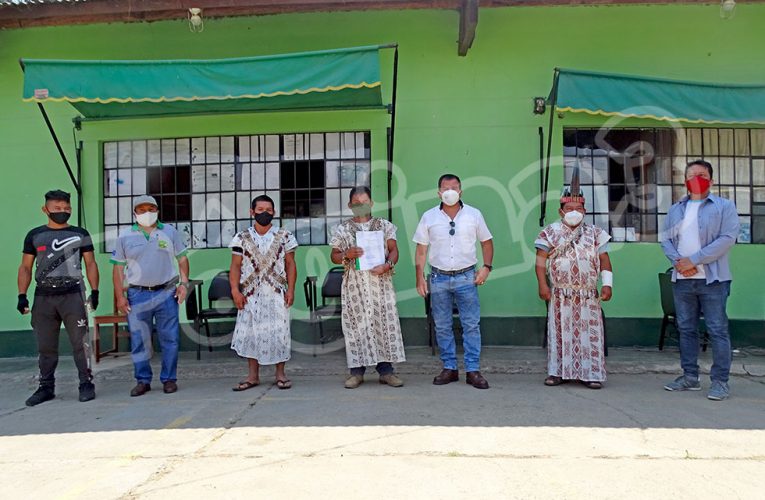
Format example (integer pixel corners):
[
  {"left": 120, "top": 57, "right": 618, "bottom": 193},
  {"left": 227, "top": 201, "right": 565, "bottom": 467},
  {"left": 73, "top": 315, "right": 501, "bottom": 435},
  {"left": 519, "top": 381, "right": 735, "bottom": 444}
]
[{"left": 601, "top": 270, "right": 613, "bottom": 287}]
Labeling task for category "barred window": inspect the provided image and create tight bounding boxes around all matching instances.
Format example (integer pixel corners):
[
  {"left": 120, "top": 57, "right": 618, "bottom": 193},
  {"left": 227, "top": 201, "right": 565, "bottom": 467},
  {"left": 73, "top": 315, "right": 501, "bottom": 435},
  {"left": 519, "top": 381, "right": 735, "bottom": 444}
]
[
  {"left": 102, "top": 131, "right": 371, "bottom": 252},
  {"left": 563, "top": 127, "right": 765, "bottom": 243}
]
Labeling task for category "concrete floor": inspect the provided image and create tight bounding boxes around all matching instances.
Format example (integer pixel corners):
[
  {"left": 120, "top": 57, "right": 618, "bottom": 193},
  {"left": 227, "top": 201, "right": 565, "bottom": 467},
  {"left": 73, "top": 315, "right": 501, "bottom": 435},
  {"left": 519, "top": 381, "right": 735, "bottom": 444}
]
[{"left": 1, "top": 346, "right": 764, "bottom": 499}]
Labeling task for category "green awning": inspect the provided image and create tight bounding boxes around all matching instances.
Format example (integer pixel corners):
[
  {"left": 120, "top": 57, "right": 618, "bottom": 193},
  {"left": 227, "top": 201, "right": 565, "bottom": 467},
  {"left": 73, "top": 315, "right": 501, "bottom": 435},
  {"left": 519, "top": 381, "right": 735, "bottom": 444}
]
[
  {"left": 21, "top": 45, "right": 386, "bottom": 120},
  {"left": 553, "top": 68, "right": 765, "bottom": 125}
]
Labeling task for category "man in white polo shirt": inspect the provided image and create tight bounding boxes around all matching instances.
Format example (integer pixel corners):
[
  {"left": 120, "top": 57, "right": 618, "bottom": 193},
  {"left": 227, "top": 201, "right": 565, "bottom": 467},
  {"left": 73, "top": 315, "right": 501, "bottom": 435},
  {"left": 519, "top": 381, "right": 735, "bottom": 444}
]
[
  {"left": 414, "top": 174, "right": 494, "bottom": 389},
  {"left": 111, "top": 195, "right": 190, "bottom": 397}
]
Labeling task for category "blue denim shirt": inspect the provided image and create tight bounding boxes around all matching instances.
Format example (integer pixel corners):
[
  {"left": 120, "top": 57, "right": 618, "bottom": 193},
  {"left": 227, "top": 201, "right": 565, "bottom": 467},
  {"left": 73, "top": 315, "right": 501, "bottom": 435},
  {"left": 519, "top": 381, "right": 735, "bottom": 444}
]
[{"left": 659, "top": 194, "right": 739, "bottom": 284}]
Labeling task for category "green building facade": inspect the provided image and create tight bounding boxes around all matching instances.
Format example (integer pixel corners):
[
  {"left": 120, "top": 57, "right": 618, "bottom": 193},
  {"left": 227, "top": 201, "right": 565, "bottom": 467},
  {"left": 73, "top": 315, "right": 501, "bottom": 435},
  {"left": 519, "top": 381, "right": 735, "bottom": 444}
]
[{"left": 1, "top": 3, "right": 763, "bottom": 355}]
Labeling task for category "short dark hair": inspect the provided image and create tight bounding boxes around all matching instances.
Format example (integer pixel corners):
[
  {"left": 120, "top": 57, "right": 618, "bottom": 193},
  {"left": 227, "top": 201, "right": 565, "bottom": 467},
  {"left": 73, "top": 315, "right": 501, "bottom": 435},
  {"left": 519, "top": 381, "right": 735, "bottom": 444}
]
[
  {"left": 44, "top": 189, "right": 71, "bottom": 203},
  {"left": 251, "top": 194, "right": 275, "bottom": 210},
  {"left": 686, "top": 159, "right": 713, "bottom": 178},
  {"left": 348, "top": 186, "right": 371, "bottom": 202},
  {"left": 438, "top": 173, "right": 461, "bottom": 188}
]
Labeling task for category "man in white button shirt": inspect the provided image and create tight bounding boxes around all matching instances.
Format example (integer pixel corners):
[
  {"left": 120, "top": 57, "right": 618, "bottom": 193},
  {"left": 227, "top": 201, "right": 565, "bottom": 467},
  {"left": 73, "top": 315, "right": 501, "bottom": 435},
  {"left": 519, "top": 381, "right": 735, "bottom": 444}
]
[{"left": 414, "top": 174, "right": 494, "bottom": 389}]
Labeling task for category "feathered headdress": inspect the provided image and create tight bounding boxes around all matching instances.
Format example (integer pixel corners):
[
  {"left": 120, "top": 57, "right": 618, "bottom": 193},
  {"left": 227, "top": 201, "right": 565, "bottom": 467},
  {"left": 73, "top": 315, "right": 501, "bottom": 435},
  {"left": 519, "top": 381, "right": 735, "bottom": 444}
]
[{"left": 561, "top": 160, "right": 585, "bottom": 204}]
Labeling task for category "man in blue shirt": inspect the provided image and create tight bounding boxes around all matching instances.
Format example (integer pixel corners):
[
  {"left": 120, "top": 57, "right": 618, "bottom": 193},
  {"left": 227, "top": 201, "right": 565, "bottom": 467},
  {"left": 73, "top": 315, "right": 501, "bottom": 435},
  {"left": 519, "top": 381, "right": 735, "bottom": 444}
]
[{"left": 660, "top": 160, "right": 739, "bottom": 401}]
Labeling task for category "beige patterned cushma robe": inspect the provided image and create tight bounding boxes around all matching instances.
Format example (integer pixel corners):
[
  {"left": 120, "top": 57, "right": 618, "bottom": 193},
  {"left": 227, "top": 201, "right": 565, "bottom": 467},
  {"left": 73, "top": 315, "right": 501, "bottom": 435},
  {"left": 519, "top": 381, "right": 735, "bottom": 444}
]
[
  {"left": 535, "top": 221, "right": 611, "bottom": 382},
  {"left": 329, "top": 217, "right": 406, "bottom": 369},
  {"left": 229, "top": 226, "right": 298, "bottom": 365}
]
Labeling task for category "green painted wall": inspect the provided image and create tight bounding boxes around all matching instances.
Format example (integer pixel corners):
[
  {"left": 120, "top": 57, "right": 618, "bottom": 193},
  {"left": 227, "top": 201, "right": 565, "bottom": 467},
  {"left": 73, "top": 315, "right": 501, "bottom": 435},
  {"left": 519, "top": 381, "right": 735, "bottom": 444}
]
[{"left": 1, "top": 4, "right": 764, "bottom": 340}]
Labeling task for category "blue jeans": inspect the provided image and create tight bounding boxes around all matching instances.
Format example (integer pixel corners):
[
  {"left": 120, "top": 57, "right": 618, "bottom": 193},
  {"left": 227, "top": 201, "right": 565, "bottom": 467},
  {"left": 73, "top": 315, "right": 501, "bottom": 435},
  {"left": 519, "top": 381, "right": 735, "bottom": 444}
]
[
  {"left": 350, "top": 362, "right": 394, "bottom": 376},
  {"left": 430, "top": 268, "right": 482, "bottom": 372},
  {"left": 672, "top": 279, "right": 732, "bottom": 383},
  {"left": 127, "top": 287, "right": 180, "bottom": 384}
]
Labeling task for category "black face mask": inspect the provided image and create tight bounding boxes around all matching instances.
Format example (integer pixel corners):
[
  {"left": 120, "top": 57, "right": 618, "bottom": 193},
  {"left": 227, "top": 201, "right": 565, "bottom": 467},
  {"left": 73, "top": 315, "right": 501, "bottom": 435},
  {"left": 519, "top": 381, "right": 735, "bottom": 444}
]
[
  {"left": 254, "top": 212, "right": 274, "bottom": 226},
  {"left": 48, "top": 211, "right": 71, "bottom": 224}
]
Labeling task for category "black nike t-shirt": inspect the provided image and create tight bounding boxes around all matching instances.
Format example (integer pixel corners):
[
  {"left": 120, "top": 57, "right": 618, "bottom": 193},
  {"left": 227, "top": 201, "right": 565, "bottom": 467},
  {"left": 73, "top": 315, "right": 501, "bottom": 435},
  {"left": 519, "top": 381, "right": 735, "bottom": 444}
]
[{"left": 23, "top": 225, "right": 94, "bottom": 296}]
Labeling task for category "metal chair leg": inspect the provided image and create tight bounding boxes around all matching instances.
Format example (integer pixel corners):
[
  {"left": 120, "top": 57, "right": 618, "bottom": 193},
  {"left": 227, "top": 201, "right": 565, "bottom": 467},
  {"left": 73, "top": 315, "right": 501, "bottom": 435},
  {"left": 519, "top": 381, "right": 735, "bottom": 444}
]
[
  {"left": 542, "top": 301, "right": 549, "bottom": 348},
  {"left": 204, "top": 319, "right": 213, "bottom": 353},
  {"left": 601, "top": 309, "right": 608, "bottom": 357},
  {"left": 659, "top": 315, "right": 668, "bottom": 351},
  {"left": 195, "top": 318, "right": 201, "bottom": 361}
]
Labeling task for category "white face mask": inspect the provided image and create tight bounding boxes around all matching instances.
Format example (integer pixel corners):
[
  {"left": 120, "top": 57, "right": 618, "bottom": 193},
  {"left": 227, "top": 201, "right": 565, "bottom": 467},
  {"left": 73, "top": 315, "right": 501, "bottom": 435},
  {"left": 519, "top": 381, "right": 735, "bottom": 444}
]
[
  {"left": 135, "top": 211, "right": 158, "bottom": 227},
  {"left": 440, "top": 189, "right": 460, "bottom": 206},
  {"left": 563, "top": 210, "right": 584, "bottom": 227}
]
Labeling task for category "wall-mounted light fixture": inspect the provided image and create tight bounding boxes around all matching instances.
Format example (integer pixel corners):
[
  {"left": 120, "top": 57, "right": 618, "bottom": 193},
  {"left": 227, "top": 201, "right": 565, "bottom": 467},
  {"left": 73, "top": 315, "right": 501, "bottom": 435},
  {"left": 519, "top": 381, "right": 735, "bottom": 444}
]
[
  {"left": 189, "top": 8, "right": 204, "bottom": 32},
  {"left": 533, "top": 97, "right": 547, "bottom": 115},
  {"left": 720, "top": 0, "right": 736, "bottom": 20}
]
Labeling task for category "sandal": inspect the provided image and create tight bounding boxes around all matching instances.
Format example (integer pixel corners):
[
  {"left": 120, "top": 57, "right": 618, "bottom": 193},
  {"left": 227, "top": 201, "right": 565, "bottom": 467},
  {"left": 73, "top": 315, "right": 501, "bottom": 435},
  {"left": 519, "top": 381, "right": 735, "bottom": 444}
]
[
  {"left": 582, "top": 381, "right": 602, "bottom": 390},
  {"left": 232, "top": 380, "right": 259, "bottom": 392},
  {"left": 275, "top": 379, "right": 292, "bottom": 390},
  {"left": 544, "top": 376, "right": 563, "bottom": 386}
]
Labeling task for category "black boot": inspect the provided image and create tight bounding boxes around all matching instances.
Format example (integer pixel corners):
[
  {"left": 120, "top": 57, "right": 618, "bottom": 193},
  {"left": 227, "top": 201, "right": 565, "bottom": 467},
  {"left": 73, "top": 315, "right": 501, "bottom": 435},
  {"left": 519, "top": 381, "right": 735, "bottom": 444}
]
[
  {"left": 26, "top": 386, "right": 55, "bottom": 407},
  {"left": 78, "top": 382, "right": 96, "bottom": 402}
]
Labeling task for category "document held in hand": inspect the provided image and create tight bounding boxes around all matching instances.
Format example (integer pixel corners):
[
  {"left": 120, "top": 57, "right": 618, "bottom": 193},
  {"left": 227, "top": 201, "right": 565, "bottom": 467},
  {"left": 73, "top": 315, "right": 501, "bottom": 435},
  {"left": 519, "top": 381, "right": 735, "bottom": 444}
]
[{"left": 355, "top": 230, "right": 386, "bottom": 271}]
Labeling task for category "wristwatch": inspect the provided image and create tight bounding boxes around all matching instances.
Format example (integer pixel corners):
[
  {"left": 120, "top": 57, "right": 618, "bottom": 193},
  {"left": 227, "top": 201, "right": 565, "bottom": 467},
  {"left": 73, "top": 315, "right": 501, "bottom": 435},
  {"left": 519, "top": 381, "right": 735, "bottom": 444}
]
[{"left": 483, "top": 264, "right": 493, "bottom": 271}]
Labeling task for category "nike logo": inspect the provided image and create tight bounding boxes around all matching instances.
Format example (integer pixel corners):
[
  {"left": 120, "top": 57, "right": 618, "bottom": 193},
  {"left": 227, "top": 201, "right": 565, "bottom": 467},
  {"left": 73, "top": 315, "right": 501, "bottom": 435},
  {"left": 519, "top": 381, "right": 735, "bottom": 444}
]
[{"left": 51, "top": 236, "right": 81, "bottom": 252}]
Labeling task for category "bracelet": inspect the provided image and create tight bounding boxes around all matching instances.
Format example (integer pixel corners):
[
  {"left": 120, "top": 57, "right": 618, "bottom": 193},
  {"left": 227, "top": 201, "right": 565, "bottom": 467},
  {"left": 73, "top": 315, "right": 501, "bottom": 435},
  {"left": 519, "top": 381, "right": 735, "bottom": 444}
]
[
  {"left": 386, "top": 260, "right": 395, "bottom": 270},
  {"left": 600, "top": 270, "right": 613, "bottom": 287}
]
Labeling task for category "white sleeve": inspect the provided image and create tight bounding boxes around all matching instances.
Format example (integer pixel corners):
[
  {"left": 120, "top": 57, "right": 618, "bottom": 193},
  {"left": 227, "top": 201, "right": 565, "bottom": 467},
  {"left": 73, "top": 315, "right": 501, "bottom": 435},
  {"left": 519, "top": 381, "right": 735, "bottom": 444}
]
[
  {"left": 284, "top": 231, "right": 298, "bottom": 253},
  {"left": 383, "top": 220, "right": 398, "bottom": 242},
  {"left": 229, "top": 232, "right": 244, "bottom": 255},
  {"left": 412, "top": 215, "right": 430, "bottom": 245},
  {"left": 475, "top": 210, "right": 493, "bottom": 242},
  {"left": 596, "top": 228, "right": 612, "bottom": 254}
]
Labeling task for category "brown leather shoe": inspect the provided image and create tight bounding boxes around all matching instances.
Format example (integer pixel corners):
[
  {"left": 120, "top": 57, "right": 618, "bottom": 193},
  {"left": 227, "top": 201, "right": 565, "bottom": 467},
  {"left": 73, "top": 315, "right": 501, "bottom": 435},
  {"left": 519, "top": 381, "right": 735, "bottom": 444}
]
[
  {"left": 433, "top": 369, "right": 459, "bottom": 385},
  {"left": 130, "top": 383, "right": 151, "bottom": 397},
  {"left": 466, "top": 371, "right": 489, "bottom": 389},
  {"left": 163, "top": 381, "right": 178, "bottom": 394}
]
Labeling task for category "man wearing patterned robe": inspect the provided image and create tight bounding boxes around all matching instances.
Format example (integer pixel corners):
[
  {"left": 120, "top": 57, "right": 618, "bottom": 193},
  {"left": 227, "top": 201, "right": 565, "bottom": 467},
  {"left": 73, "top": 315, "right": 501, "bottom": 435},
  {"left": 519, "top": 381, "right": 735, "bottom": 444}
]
[
  {"left": 329, "top": 186, "right": 406, "bottom": 389},
  {"left": 229, "top": 195, "right": 297, "bottom": 391},
  {"left": 534, "top": 174, "right": 613, "bottom": 389}
]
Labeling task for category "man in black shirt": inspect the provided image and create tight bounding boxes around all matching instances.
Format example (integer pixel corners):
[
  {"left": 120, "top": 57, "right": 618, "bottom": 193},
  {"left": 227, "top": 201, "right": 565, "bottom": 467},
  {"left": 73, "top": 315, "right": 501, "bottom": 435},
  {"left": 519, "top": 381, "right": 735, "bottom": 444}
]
[{"left": 18, "top": 190, "right": 100, "bottom": 406}]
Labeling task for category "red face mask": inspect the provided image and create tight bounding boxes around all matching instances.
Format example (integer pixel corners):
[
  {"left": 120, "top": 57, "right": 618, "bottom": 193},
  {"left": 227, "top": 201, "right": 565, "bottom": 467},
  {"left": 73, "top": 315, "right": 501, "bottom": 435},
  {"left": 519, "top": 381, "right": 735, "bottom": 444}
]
[{"left": 685, "top": 175, "right": 711, "bottom": 195}]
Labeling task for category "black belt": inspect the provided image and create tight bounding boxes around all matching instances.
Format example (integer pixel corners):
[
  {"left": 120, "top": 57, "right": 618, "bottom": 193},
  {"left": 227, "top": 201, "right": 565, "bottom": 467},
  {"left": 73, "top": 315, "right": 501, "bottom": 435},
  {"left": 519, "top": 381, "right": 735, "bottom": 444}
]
[
  {"left": 129, "top": 279, "right": 177, "bottom": 292},
  {"left": 431, "top": 265, "right": 475, "bottom": 276},
  {"left": 38, "top": 277, "right": 81, "bottom": 289}
]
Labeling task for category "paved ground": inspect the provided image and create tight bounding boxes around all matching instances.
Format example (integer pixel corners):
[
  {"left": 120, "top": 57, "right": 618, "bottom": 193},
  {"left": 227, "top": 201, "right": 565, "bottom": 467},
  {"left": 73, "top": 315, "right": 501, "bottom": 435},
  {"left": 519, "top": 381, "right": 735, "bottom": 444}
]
[{"left": 1, "top": 346, "right": 764, "bottom": 499}]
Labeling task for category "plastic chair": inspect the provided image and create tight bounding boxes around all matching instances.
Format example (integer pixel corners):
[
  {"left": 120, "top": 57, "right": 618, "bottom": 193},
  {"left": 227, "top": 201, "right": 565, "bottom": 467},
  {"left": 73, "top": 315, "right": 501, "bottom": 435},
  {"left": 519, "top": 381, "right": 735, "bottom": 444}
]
[
  {"left": 304, "top": 267, "right": 344, "bottom": 352},
  {"left": 195, "top": 271, "right": 238, "bottom": 357},
  {"left": 658, "top": 268, "right": 708, "bottom": 351}
]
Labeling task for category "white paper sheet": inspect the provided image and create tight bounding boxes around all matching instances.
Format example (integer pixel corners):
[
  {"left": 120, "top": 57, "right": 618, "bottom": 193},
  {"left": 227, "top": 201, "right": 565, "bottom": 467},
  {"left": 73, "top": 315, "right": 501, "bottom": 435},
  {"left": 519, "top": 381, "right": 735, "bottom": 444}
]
[
  {"left": 132, "top": 141, "right": 147, "bottom": 167},
  {"left": 161, "top": 139, "right": 175, "bottom": 165},
  {"left": 147, "top": 140, "right": 161, "bottom": 166},
  {"left": 118, "top": 141, "right": 132, "bottom": 167},
  {"left": 283, "top": 134, "right": 296, "bottom": 160},
  {"left": 104, "top": 142, "right": 118, "bottom": 169},
  {"left": 355, "top": 230, "right": 385, "bottom": 271},
  {"left": 309, "top": 133, "right": 324, "bottom": 159},
  {"left": 221, "top": 137, "right": 235, "bottom": 163},
  {"left": 325, "top": 133, "right": 340, "bottom": 159}
]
